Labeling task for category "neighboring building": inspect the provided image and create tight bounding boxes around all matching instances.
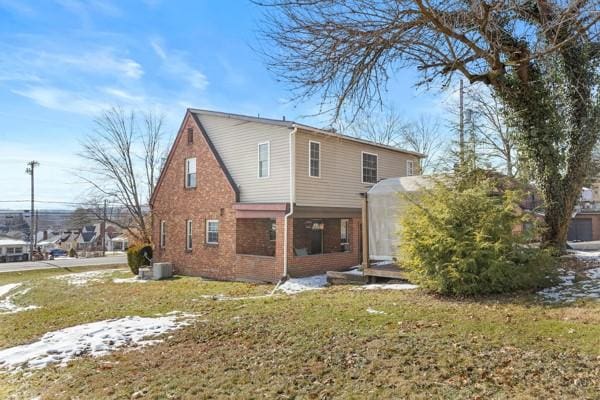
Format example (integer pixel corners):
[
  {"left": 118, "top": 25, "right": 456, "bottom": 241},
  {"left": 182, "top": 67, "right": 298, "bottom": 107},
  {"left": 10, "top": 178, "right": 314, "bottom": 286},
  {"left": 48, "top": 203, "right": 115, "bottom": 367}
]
[
  {"left": 107, "top": 234, "right": 129, "bottom": 251},
  {"left": 151, "top": 109, "right": 423, "bottom": 283},
  {"left": 0, "top": 237, "right": 29, "bottom": 263},
  {"left": 76, "top": 223, "right": 124, "bottom": 252},
  {"left": 569, "top": 183, "right": 600, "bottom": 242}
]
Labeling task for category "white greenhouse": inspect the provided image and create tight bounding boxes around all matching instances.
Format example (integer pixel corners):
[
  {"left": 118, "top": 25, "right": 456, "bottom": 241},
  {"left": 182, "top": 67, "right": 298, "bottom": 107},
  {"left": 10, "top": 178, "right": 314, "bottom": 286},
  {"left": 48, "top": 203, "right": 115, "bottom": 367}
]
[{"left": 366, "top": 176, "right": 434, "bottom": 262}]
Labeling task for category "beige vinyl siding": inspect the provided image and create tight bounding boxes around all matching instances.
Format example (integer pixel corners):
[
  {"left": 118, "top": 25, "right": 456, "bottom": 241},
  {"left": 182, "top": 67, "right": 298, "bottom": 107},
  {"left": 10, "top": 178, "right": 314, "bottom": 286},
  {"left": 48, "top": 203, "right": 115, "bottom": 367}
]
[
  {"left": 196, "top": 114, "right": 291, "bottom": 203},
  {"left": 295, "top": 129, "right": 419, "bottom": 208}
]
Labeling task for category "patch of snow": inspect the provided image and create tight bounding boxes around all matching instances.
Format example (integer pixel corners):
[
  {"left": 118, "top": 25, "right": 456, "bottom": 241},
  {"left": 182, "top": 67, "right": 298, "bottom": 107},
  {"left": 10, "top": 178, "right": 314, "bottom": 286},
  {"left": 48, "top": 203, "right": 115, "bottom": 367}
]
[
  {"left": 0, "top": 283, "right": 21, "bottom": 298},
  {"left": 0, "top": 283, "right": 39, "bottom": 314},
  {"left": 112, "top": 277, "right": 147, "bottom": 284},
  {"left": 371, "top": 260, "right": 395, "bottom": 267},
  {"left": 352, "top": 283, "right": 419, "bottom": 291},
  {"left": 0, "top": 312, "right": 195, "bottom": 371},
  {"left": 277, "top": 275, "right": 328, "bottom": 294},
  {"left": 345, "top": 268, "right": 363, "bottom": 276},
  {"left": 197, "top": 294, "right": 273, "bottom": 301},
  {"left": 53, "top": 269, "right": 126, "bottom": 286},
  {"left": 538, "top": 267, "right": 600, "bottom": 303},
  {"left": 567, "top": 250, "right": 600, "bottom": 259},
  {"left": 366, "top": 307, "right": 386, "bottom": 315}
]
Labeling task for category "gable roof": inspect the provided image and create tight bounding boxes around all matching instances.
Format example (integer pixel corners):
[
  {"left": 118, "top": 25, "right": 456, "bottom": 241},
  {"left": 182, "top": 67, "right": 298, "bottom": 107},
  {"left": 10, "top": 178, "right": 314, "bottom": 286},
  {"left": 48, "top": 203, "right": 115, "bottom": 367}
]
[
  {"left": 150, "top": 110, "right": 240, "bottom": 206},
  {"left": 189, "top": 108, "right": 426, "bottom": 158}
]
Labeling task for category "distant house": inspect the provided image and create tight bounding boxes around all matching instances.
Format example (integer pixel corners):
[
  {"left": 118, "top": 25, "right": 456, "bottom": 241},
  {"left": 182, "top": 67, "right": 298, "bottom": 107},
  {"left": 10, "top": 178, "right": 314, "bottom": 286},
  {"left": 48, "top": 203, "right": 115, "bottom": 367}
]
[
  {"left": 75, "top": 223, "right": 124, "bottom": 252},
  {"left": 0, "top": 237, "right": 29, "bottom": 263},
  {"left": 77, "top": 224, "right": 104, "bottom": 251},
  {"left": 107, "top": 234, "right": 129, "bottom": 251},
  {"left": 150, "top": 109, "right": 423, "bottom": 283},
  {"left": 37, "top": 234, "right": 62, "bottom": 252}
]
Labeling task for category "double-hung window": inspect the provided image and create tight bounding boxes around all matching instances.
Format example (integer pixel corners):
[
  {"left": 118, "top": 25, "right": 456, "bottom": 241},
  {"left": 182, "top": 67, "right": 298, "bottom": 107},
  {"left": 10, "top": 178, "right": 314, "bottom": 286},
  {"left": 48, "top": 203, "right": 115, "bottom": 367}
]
[
  {"left": 185, "top": 157, "right": 197, "bottom": 188},
  {"left": 340, "top": 219, "right": 350, "bottom": 252},
  {"left": 340, "top": 219, "right": 349, "bottom": 244},
  {"left": 206, "top": 220, "right": 219, "bottom": 244},
  {"left": 160, "top": 221, "right": 166, "bottom": 249},
  {"left": 258, "top": 142, "right": 270, "bottom": 178},
  {"left": 362, "top": 152, "right": 378, "bottom": 184},
  {"left": 406, "top": 160, "right": 415, "bottom": 176},
  {"left": 309, "top": 141, "right": 320, "bottom": 177},
  {"left": 186, "top": 220, "right": 193, "bottom": 250}
]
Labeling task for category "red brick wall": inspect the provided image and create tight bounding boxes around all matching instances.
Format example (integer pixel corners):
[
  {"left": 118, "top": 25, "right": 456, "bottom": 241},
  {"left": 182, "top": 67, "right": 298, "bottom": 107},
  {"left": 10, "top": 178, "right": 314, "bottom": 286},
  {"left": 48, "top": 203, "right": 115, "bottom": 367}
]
[
  {"left": 151, "top": 113, "right": 284, "bottom": 283},
  {"left": 236, "top": 218, "right": 276, "bottom": 256}
]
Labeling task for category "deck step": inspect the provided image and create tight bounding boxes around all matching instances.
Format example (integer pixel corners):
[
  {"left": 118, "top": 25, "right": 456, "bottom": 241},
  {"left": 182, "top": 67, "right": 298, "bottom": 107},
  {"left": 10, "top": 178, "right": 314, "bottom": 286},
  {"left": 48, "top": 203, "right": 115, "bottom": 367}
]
[{"left": 326, "top": 270, "right": 365, "bottom": 285}]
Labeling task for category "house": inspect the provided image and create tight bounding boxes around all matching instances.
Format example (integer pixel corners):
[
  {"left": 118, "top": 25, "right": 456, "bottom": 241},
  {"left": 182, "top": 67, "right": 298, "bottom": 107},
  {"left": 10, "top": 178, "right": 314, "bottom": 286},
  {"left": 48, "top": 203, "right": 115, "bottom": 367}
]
[
  {"left": 568, "top": 185, "right": 600, "bottom": 242},
  {"left": 107, "top": 233, "right": 129, "bottom": 252},
  {"left": 0, "top": 237, "right": 29, "bottom": 263},
  {"left": 150, "top": 109, "right": 423, "bottom": 283}
]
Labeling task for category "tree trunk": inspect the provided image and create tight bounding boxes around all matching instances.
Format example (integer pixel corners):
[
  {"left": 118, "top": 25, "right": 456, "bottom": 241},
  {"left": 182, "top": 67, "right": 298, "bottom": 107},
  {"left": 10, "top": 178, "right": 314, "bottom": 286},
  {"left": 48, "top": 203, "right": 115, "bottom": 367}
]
[{"left": 541, "top": 192, "right": 572, "bottom": 252}]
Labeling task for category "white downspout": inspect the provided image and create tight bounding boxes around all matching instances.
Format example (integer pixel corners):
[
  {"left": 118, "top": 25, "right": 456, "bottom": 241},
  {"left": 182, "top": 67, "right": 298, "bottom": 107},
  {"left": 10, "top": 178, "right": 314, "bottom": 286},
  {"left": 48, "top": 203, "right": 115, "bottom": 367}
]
[{"left": 283, "top": 126, "right": 297, "bottom": 278}]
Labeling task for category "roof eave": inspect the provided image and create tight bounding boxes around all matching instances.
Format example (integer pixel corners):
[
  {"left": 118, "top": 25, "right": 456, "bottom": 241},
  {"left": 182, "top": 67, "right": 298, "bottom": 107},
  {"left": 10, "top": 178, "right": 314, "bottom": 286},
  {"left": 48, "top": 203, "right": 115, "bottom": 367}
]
[{"left": 292, "top": 123, "right": 427, "bottom": 158}]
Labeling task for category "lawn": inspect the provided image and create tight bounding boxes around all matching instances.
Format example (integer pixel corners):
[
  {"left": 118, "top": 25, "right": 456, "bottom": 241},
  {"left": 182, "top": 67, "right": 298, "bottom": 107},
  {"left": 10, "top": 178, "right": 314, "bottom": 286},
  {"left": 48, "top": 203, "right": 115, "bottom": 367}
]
[{"left": 0, "top": 266, "right": 598, "bottom": 399}]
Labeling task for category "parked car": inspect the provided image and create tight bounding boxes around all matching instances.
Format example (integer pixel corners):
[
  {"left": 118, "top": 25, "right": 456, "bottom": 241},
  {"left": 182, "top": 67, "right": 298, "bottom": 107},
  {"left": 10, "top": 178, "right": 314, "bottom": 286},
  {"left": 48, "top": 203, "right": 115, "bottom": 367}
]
[{"left": 48, "top": 248, "right": 68, "bottom": 257}]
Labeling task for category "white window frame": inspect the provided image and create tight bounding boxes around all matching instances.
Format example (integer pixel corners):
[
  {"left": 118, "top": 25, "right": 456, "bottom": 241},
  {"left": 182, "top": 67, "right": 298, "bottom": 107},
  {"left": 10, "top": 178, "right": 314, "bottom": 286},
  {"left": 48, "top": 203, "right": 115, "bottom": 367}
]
[
  {"left": 186, "top": 220, "right": 193, "bottom": 250},
  {"left": 160, "top": 220, "right": 166, "bottom": 249},
  {"left": 308, "top": 140, "right": 321, "bottom": 178},
  {"left": 206, "top": 219, "right": 219, "bottom": 245},
  {"left": 340, "top": 219, "right": 349, "bottom": 244},
  {"left": 406, "top": 160, "right": 415, "bottom": 176},
  {"left": 361, "top": 151, "right": 379, "bottom": 184},
  {"left": 257, "top": 141, "right": 270, "bottom": 178},
  {"left": 185, "top": 157, "right": 197, "bottom": 188}
]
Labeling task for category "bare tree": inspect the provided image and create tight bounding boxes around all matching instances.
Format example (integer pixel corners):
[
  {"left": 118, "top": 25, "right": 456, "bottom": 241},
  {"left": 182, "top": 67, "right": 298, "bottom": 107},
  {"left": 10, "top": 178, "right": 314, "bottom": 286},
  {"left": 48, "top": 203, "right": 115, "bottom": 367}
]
[
  {"left": 78, "top": 107, "right": 167, "bottom": 243},
  {"left": 344, "top": 107, "right": 405, "bottom": 146},
  {"left": 260, "top": 0, "right": 600, "bottom": 250},
  {"left": 399, "top": 116, "right": 444, "bottom": 174},
  {"left": 468, "top": 88, "right": 519, "bottom": 177},
  {"left": 337, "top": 107, "right": 445, "bottom": 172}
]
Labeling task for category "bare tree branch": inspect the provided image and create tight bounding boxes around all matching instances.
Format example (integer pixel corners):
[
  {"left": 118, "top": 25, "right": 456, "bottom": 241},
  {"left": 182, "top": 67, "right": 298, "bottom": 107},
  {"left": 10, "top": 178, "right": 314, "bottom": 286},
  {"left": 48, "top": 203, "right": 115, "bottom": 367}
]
[{"left": 78, "top": 107, "right": 167, "bottom": 244}]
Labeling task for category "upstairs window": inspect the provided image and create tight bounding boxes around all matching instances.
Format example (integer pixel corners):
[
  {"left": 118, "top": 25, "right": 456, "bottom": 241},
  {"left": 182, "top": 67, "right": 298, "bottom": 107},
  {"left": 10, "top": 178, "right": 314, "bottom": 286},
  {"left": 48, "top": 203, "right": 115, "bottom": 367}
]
[
  {"left": 258, "top": 142, "right": 270, "bottom": 178},
  {"left": 187, "top": 128, "right": 194, "bottom": 144},
  {"left": 160, "top": 221, "right": 166, "bottom": 249},
  {"left": 309, "top": 141, "right": 321, "bottom": 177},
  {"left": 406, "top": 160, "right": 415, "bottom": 176},
  {"left": 186, "top": 220, "right": 193, "bottom": 250},
  {"left": 185, "top": 157, "right": 197, "bottom": 188},
  {"left": 362, "top": 152, "right": 378, "bottom": 184},
  {"left": 206, "top": 220, "right": 219, "bottom": 244}
]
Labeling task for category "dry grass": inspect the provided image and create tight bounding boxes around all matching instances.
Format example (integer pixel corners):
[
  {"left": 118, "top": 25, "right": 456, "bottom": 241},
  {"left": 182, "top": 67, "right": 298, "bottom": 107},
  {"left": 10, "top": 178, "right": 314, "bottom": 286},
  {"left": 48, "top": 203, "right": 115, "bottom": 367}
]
[{"left": 0, "top": 267, "right": 598, "bottom": 399}]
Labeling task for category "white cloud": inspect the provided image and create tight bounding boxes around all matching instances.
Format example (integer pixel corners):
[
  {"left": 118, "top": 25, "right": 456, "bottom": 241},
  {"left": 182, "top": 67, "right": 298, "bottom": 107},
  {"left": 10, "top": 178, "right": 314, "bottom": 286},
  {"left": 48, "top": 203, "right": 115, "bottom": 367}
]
[
  {"left": 102, "top": 87, "right": 145, "bottom": 103},
  {"left": 53, "top": 50, "right": 144, "bottom": 79},
  {"left": 12, "top": 86, "right": 110, "bottom": 115},
  {"left": 150, "top": 38, "right": 208, "bottom": 90}
]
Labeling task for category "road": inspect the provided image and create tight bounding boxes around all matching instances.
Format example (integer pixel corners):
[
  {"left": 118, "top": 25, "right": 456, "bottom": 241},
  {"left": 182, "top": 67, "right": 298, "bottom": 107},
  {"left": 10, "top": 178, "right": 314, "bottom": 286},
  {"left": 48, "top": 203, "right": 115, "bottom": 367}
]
[{"left": 0, "top": 255, "right": 127, "bottom": 273}]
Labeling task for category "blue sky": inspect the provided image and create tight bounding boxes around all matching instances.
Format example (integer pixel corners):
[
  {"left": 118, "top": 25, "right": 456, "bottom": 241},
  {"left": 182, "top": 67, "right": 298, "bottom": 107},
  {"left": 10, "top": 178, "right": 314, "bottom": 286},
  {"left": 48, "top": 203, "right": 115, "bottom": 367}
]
[{"left": 0, "top": 0, "right": 455, "bottom": 210}]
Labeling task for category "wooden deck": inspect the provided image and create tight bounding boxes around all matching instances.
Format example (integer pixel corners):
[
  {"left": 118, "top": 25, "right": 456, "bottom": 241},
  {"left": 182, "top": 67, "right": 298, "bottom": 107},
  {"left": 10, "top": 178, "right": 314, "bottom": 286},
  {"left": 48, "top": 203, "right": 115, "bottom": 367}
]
[{"left": 363, "top": 263, "right": 408, "bottom": 280}]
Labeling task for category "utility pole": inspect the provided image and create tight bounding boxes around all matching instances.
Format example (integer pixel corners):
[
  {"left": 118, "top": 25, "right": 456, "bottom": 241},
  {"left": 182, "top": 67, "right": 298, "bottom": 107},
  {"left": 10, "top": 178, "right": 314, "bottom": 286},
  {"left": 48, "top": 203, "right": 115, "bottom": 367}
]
[
  {"left": 35, "top": 210, "right": 39, "bottom": 249},
  {"left": 459, "top": 79, "right": 465, "bottom": 167},
  {"left": 102, "top": 199, "right": 107, "bottom": 257},
  {"left": 25, "top": 161, "right": 39, "bottom": 258}
]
